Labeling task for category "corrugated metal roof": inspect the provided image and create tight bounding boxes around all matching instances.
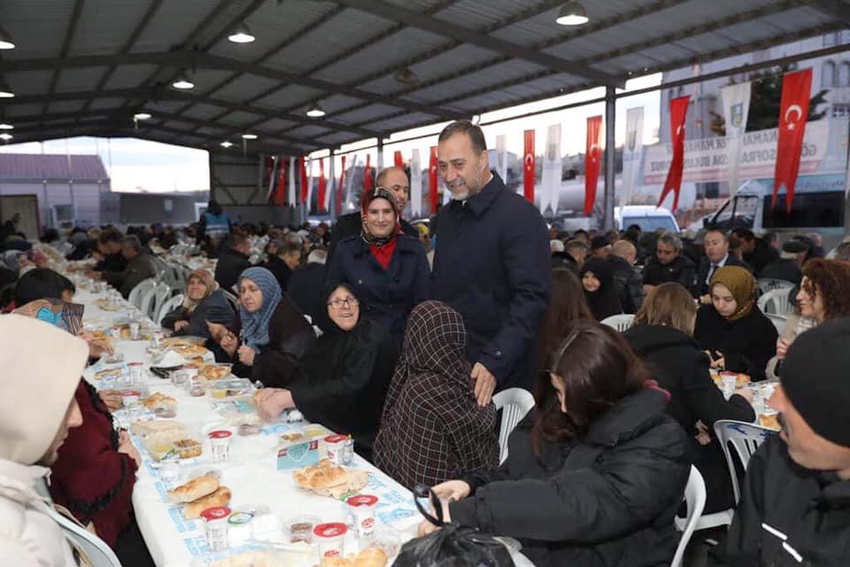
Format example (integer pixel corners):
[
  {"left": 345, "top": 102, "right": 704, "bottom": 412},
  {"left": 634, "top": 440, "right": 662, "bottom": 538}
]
[
  {"left": 0, "top": 0, "right": 845, "bottom": 155},
  {"left": 0, "top": 154, "right": 109, "bottom": 181}
]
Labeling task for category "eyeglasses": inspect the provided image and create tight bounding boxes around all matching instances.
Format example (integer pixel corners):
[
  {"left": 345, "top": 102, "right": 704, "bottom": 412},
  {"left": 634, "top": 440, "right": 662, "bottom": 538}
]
[{"left": 328, "top": 296, "right": 359, "bottom": 309}]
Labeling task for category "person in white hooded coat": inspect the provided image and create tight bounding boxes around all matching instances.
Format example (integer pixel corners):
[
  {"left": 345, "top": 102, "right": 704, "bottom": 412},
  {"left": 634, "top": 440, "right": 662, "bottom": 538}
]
[{"left": 0, "top": 314, "right": 88, "bottom": 566}]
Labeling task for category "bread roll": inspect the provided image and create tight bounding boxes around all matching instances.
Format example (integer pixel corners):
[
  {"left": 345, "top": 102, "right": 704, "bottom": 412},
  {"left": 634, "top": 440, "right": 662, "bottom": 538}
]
[
  {"left": 184, "top": 486, "right": 231, "bottom": 520},
  {"left": 354, "top": 547, "right": 388, "bottom": 567},
  {"left": 168, "top": 474, "right": 219, "bottom": 504}
]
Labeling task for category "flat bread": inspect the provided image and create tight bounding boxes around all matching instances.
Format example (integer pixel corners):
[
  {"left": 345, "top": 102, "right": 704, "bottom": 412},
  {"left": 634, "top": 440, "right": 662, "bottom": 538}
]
[
  {"left": 759, "top": 414, "right": 780, "bottom": 430},
  {"left": 162, "top": 337, "right": 205, "bottom": 347},
  {"left": 184, "top": 486, "right": 231, "bottom": 520}
]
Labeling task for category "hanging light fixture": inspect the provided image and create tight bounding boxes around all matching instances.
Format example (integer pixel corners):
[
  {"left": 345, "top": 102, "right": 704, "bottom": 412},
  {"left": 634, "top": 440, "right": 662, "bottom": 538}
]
[
  {"left": 0, "top": 77, "right": 14, "bottom": 98},
  {"left": 556, "top": 1, "right": 589, "bottom": 26},
  {"left": 0, "top": 122, "right": 12, "bottom": 131},
  {"left": 133, "top": 112, "right": 152, "bottom": 121},
  {"left": 394, "top": 67, "right": 419, "bottom": 85},
  {"left": 172, "top": 73, "right": 195, "bottom": 90},
  {"left": 0, "top": 133, "right": 13, "bottom": 141},
  {"left": 306, "top": 103, "right": 326, "bottom": 118},
  {"left": 228, "top": 22, "right": 255, "bottom": 44},
  {"left": 241, "top": 133, "right": 258, "bottom": 140},
  {"left": 0, "top": 27, "right": 15, "bottom": 50},
  {"left": 220, "top": 141, "right": 234, "bottom": 148}
]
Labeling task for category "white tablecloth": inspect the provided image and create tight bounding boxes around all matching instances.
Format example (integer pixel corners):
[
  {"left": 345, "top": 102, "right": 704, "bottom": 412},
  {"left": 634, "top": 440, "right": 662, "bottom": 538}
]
[{"left": 75, "top": 289, "right": 423, "bottom": 567}]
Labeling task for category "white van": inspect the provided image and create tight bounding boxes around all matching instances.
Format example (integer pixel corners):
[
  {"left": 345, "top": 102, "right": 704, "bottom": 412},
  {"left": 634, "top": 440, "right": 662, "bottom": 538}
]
[{"left": 615, "top": 205, "right": 679, "bottom": 233}]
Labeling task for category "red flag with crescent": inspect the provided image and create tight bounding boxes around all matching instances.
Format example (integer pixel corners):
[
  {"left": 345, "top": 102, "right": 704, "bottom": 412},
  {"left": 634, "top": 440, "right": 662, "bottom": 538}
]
[
  {"left": 584, "top": 116, "right": 603, "bottom": 216},
  {"left": 394, "top": 151, "right": 404, "bottom": 169},
  {"left": 318, "top": 158, "right": 327, "bottom": 213},
  {"left": 657, "top": 96, "right": 690, "bottom": 212},
  {"left": 774, "top": 68, "right": 812, "bottom": 212},
  {"left": 523, "top": 130, "right": 535, "bottom": 203},
  {"left": 336, "top": 155, "right": 347, "bottom": 215},
  {"left": 429, "top": 146, "right": 438, "bottom": 214},
  {"left": 275, "top": 158, "right": 286, "bottom": 206},
  {"left": 364, "top": 154, "right": 373, "bottom": 192},
  {"left": 298, "top": 156, "right": 308, "bottom": 205}
]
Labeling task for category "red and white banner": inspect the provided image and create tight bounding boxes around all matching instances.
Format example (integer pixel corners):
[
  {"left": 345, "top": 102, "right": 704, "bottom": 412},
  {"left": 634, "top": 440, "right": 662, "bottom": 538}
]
[
  {"left": 336, "top": 155, "right": 347, "bottom": 215},
  {"left": 584, "top": 116, "right": 603, "bottom": 216},
  {"left": 394, "top": 151, "right": 404, "bottom": 169},
  {"left": 318, "top": 158, "right": 327, "bottom": 213},
  {"left": 364, "top": 154, "right": 373, "bottom": 192},
  {"left": 288, "top": 157, "right": 296, "bottom": 207},
  {"left": 429, "top": 146, "right": 438, "bottom": 214},
  {"left": 657, "top": 96, "right": 690, "bottom": 211},
  {"left": 298, "top": 156, "right": 308, "bottom": 205},
  {"left": 523, "top": 130, "right": 535, "bottom": 203},
  {"left": 774, "top": 68, "right": 812, "bottom": 212},
  {"left": 275, "top": 157, "right": 287, "bottom": 206}
]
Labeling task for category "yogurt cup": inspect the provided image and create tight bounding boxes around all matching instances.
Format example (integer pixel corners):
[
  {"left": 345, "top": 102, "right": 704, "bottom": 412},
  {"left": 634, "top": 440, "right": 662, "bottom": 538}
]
[
  {"left": 201, "top": 506, "right": 231, "bottom": 552},
  {"left": 346, "top": 494, "right": 378, "bottom": 538},
  {"left": 121, "top": 389, "right": 141, "bottom": 408},
  {"left": 720, "top": 372, "right": 737, "bottom": 399},
  {"left": 128, "top": 362, "right": 144, "bottom": 384},
  {"left": 313, "top": 522, "right": 347, "bottom": 564},
  {"left": 324, "top": 434, "right": 349, "bottom": 465},
  {"left": 208, "top": 430, "right": 232, "bottom": 462}
]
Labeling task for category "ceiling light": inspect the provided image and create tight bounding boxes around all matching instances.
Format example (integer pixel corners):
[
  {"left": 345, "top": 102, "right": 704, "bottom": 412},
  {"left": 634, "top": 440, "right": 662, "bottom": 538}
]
[
  {"left": 0, "top": 123, "right": 13, "bottom": 130},
  {"left": 394, "top": 67, "right": 419, "bottom": 85},
  {"left": 306, "top": 103, "right": 326, "bottom": 118},
  {"left": 0, "top": 28, "right": 14, "bottom": 50},
  {"left": 556, "top": 1, "right": 589, "bottom": 26},
  {"left": 241, "top": 133, "right": 258, "bottom": 140},
  {"left": 228, "top": 23, "right": 255, "bottom": 44},
  {"left": 220, "top": 141, "right": 234, "bottom": 148},
  {"left": 0, "top": 77, "right": 14, "bottom": 98},
  {"left": 0, "top": 133, "right": 13, "bottom": 141},
  {"left": 133, "top": 112, "right": 152, "bottom": 121},
  {"left": 172, "top": 74, "right": 195, "bottom": 90}
]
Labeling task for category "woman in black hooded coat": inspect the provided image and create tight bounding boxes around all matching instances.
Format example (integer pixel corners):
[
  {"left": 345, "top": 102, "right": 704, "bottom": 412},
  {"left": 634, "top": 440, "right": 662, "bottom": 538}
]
[
  {"left": 254, "top": 283, "right": 397, "bottom": 460},
  {"left": 580, "top": 257, "right": 623, "bottom": 321}
]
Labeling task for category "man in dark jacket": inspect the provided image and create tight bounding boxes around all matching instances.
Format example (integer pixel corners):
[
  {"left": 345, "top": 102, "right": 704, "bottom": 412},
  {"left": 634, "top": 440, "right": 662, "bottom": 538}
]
[
  {"left": 264, "top": 234, "right": 302, "bottom": 292},
  {"left": 693, "top": 227, "right": 751, "bottom": 300},
  {"left": 608, "top": 240, "right": 644, "bottom": 314},
  {"left": 732, "top": 228, "right": 778, "bottom": 277},
  {"left": 759, "top": 240, "right": 807, "bottom": 285},
  {"left": 643, "top": 231, "right": 696, "bottom": 293},
  {"left": 432, "top": 120, "right": 550, "bottom": 401},
  {"left": 326, "top": 166, "right": 418, "bottom": 267},
  {"left": 93, "top": 228, "right": 127, "bottom": 273},
  {"left": 101, "top": 236, "right": 156, "bottom": 298},
  {"left": 214, "top": 232, "right": 252, "bottom": 293},
  {"left": 715, "top": 319, "right": 850, "bottom": 567},
  {"left": 287, "top": 248, "right": 328, "bottom": 328}
]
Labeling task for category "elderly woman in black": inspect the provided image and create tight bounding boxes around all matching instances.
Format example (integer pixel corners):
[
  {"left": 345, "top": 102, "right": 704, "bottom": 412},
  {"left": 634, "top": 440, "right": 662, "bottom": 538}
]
[{"left": 161, "top": 269, "right": 234, "bottom": 339}]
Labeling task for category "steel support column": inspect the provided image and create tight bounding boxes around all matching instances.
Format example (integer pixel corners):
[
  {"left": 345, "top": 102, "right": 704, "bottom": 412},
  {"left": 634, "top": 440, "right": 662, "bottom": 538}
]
[{"left": 603, "top": 86, "right": 616, "bottom": 231}]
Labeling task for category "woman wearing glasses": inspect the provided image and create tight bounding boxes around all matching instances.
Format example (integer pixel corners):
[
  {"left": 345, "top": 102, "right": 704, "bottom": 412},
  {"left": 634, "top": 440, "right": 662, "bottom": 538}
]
[
  {"left": 419, "top": 319, "right": 690, "bottom": 567},
  {"left": 254, "top": 283, "right": 397, "bottom": 460},
  {"left": 326, "top": 186, "right": 430, "bottom": 345}
]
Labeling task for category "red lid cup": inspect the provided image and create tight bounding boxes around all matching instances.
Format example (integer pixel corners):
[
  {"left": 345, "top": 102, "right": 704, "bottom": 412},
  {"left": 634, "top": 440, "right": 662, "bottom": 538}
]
[
  {"left": 324, "top": 434, "right": 349, "bottom": 444},
  {"left": 120, "top": 389, "right": 141, "bottom": 396},
  {"left": 346, "top": 494, "right": 378, "bottom": 507},
  {"left": 185, "top": 363, "right": 199, "bottom": 369},
  {"left": 128, "top": 362, "right": 144, "bottom": 367},
  {"left": 208, "top": 430, "right": 233, "bottom": 439},
  {"left": 200, "top": 507, "right": 231, "bottom": 522},
  {"left": 313, "top": 522, "right": 347, "bottom": 538}
]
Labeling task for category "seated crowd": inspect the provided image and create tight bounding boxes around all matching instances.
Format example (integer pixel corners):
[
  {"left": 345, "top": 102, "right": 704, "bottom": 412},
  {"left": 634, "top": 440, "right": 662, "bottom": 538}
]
[{"left": 1, "top": 120, "right": 849, "bottom": 567}]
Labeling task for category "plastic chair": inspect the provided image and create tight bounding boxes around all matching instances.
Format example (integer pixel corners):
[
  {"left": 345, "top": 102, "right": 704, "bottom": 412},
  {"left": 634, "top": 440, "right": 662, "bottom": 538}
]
[
  {"left": 128, "top": 278, "right": 155, "bottom": 310},
  {"left": 713, "top": 420, "right": 777, "bottom": 505},
  {"left": 757, "top": 288, "right": 793, "bottom": 315},
  {"left": 671, "top": 466, "right": 707, "bottom": 567},
  {"left": 156, "top": 293, "right": 185, "bottom": 326},
  {"left": 150, "top": 282, "right": 172, "bottom": 320},
  {"left": 492, "top": 388, "right": 535, "bottom": 464},
  {"left": 40, "top": 503, "right": 121, "bottom": 567},
  {"left": 756, "top": 278, "right": 794, "bottom": 297},
  {"left": 601, "top": 313, "right": 635, "bottom": 332},
  {"left": 137, "top": 282, "right": 159, "bottom": 317},
  {"left": 765, "top": 313, "right": 786, "bottom": 334}
]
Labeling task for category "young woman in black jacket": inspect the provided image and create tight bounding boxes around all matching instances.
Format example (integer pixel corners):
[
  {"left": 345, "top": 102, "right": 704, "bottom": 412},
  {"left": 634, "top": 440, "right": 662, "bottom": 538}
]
[
  {"left": 421, "top": 319, "right": 690, "bottom": 567},
  {"left": 625, "top": 282, "right": 755, "bottom": 514}
]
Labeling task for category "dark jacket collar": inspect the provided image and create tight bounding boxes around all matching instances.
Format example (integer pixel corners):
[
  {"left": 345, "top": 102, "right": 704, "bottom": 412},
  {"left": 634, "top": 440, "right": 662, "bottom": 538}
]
[
  {"left": 464, "top": 171, "right": 506, "bottom": 218},
  {"left": 346, "top": 233, "right": 420, "bottom": 257},
  {"left": 225, "top": 247, "right": 250, "bottom": 260},
  {"left": 584, "top": 388, "right": 669, "bottom": 447}
]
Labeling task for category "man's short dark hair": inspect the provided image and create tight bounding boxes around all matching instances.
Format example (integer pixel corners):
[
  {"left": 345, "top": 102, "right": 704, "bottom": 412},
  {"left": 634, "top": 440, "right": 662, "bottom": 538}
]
[
  {"left": 99, "top": 227, "right": 122, "bottom": 244},
  {"left": 276, "top": 234, "right": 302, "bottom": 257},
  {"left": 438, "top": 120, "right": 487, "bottom": 154},
  {"left": 226, "top": 231, "right": 248, "bottom": 249},
  {"left": 732, "top": 227, "right": 755, "bottom": 242},
  {"left": 705, "top": 226, "right": 728, "bottom": 241},
  {"left": 121, "top": 235, "right": 142, "bottom": 252},
  {"left": 15, "top": 268, "right": 66, "bottom": 305}
]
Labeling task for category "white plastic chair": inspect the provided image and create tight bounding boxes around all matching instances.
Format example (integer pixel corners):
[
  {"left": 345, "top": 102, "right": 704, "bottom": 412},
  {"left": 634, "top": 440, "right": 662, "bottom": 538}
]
[
  {"left": 137, "top": 282, "right": 159, "bottom": 317},
  {"left": 765, "top": 313, "right": 786, "bottom": 334},
  {"left": 128, "top": 277, "right": 155, "bottom": 310},
  {"left": 672, "top": 466, "right": 707, "bottom": 567},
  {"left": 756, "top": 278, "right": 794, "bottom": 296},
  {"left": 714, "top": 419, "right": 777, "bottom": 505},
  {"left": 150, "top": 282, "right": 172, "bottom": 320},
  {"left": 157, "top": 293, "right": 185, "bottom": 326},
  {"left": 41, "top": 502, "right": 121, "bottom": 567},
  {"left": 757, "top": 288, "right": 793, "bottom": 315},
  {"left": 601, "top": 313, "right": 635, "bottom": 332},
  {"left": 492, "top": 388, "right": 535, "bottom": 464}
]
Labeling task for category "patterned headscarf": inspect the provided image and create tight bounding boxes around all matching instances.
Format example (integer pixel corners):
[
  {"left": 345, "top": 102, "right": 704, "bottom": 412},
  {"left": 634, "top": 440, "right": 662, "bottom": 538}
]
[
  {"left": 182, "top": 268, "right": 218, "bottom": 313},
  {"left": 237, "top": 267, "right": 281, "bottom": 352},
  {"left": 13, "top": 298, "right": 84, "bottom": 336},
  {"left": 710, "top": 265, "right": 756, "bottom": 322},
  {"left": 360, "top": 186, "right": 401, "bottom": 247}
]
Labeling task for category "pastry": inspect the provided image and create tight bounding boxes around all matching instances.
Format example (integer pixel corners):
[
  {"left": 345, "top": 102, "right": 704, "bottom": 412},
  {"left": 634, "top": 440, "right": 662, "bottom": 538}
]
[
  {"left": 759, "top": 414, "right": 780, "bottom": 430},
  {"left": 293, "top": 459, "right": 368, "bottom": 498},
  {"left": 144, "top": 392, "right": 176, "bottom": 411},
  {"left": 168, "top": 474, "right": 220, "bottom": 503},
  {"left": 200, "top": 364, "right": 230, "bottom": 380},
  {"left": 184, "top": 486, "right": 231, "bottom": 520},
  {"left": 173, "top": 344, "right": 209, "bottom": 358},
  {"left": 736, "top": 373, "right": 751, "bottom": 389}
]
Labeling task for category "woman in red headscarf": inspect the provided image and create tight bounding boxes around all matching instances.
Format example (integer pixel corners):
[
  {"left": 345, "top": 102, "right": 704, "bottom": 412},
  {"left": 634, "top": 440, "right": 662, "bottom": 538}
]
[{"left": 326, "top": 186, "right": 430, "bottom": 344}]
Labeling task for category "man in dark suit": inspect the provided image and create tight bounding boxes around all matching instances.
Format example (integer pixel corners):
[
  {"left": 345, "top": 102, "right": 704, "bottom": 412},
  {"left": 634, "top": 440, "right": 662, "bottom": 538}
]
[
  {"left": 264, "top": 233, "right": 302, "bottom": 292},
  {"left": 732, "top": 228, "right": 778, "bottom": 277},
  {"left": 693, "top": 227, "right": 751, "bottom": 302},
  {"left": 214, "top": 232, "right": 252, "bottom": 294}
]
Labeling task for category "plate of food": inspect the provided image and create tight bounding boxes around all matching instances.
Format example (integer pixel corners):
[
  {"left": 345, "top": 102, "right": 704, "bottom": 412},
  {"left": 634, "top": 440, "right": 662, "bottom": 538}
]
[
  {"left": 292, "top": 459, "right": 368, "bottom": 500},
  {"left": 712, "top": 372, "right": 751, "bottom": 390},
  {"left": 167, "top": 473, "right": 232, "bottom": 520},
  {"left": 199, "top": 363, "right": 232, "bottom": 381},
  {"left": 171, "top": 344, "right": 210, "bottom": 359}
]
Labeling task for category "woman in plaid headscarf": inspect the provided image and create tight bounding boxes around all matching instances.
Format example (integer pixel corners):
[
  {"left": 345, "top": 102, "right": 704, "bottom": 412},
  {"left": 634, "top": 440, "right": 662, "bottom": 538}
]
[
  {"left": 373, "top": 300, "right": 498, "bottom": 489},
  {"left": 161, "top": 268, "right": 234, "bottom": 338}
]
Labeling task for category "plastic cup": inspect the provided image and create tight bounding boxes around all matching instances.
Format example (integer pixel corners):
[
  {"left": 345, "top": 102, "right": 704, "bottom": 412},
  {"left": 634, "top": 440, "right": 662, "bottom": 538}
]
[
  {"left": 720, "top": 372, "right": 737, "bottom": 399},
  {"left": 209, "top": 430, "right": 232, "bottom": 462},
  {"left": 346, "top": 494, "right": 378, "bottom": 538},
  {"left": 121, "top": 389, "right": 140, "bottom": 408},
  {"left": 324, "top": 434, "right": 349, "bottom": 465},
  {"left": 128, "top": 362, "right": 144, "bottom": 385},
  {"left": 201, "top": 507, "right": 231, "bottom": 552},
  {"left": 129, "top": 322, "right": 141, "bottom": 340},
  {"left": 313, "top": 523, "right": 347, "bottom": 564}
]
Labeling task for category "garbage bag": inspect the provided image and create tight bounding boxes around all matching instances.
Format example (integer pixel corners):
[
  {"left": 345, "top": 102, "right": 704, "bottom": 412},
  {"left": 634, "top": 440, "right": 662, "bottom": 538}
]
[{"left": 394, "top": 485, "right": 515, "bottom": 567}]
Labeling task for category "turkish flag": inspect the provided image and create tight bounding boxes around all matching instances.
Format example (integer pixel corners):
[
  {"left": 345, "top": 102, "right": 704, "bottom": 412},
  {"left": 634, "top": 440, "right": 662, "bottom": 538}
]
[
  {"left": 429, "top": 146, "right": 438, "bottom": 214},
  {"left": 318, "top": 158, "right": 327, "bottom": 213},
  {"left": 337, "top": 155, "right": 347, "bottom": 215},
  {"left": 657, "top": 96, "right": 690, "bottom": 211},
  {"left": 275, "top": 158, "right": 286, "bottom": 206},
  {"left": 584, "top": 116, "right": 603, "bottom": 216},
  {"left": 774, "top": 68, "right": 812, "bottom": 212},
  {"left": 523, "top": 130, "right": 535, "bottom": 203},
  {"left": 394, "top": 151, "right": 404, "bottom": 169},
  {"left": 364, "top": 154, "right": 373, "bottom": 192},
  {"left": 298, "top": 157, "right": 308, "bottom": 205}
]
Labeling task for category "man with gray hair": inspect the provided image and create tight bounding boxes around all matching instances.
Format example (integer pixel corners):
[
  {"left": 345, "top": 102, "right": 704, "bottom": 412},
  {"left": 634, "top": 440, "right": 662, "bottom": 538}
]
[
  {"left": 608, "top": 239, "right": 645, "bottom": 313},
  {"left": 100, "top": 235, "right": 156, "bottom": 298},
  {"left": 265, "top": 233, "right": 302, "bottom": 292},
  {"left": 642, "top": 231, "right": 695, "bottom": 294}
]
